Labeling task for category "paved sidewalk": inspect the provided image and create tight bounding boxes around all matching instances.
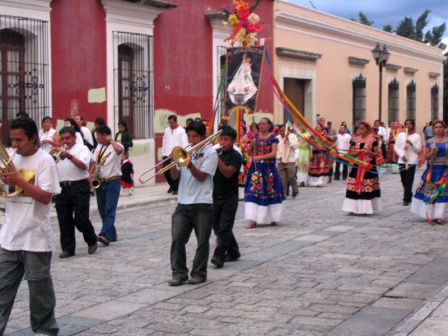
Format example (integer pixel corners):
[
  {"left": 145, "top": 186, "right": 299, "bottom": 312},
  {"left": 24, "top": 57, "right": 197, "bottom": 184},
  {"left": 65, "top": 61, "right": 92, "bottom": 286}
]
[{"left": 2, "top": 169, "right": 448, "bottom": 335}]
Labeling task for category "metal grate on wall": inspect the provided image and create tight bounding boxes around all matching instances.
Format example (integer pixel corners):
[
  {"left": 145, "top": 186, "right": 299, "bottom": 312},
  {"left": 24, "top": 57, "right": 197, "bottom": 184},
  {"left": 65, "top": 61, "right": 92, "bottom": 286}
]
[
  {"left": 0, "top": 15, "right": 49, "bottom": 144},
  {"left": 113, "top": 31, "right": 153, "bottom": 139}
]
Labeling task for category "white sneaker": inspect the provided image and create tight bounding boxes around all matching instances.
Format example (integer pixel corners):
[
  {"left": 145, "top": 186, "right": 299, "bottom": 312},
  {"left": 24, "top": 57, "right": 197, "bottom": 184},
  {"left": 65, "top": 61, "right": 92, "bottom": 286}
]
[{"left": 129, "top": 188, "right": 133, "bottom": 196}]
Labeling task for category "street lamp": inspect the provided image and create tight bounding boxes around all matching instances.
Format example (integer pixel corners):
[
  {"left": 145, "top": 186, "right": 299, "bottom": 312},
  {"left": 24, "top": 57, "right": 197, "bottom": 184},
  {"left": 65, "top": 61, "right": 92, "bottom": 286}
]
[{"left": 371, "top": 43, "right": 390, "bottom": 123}]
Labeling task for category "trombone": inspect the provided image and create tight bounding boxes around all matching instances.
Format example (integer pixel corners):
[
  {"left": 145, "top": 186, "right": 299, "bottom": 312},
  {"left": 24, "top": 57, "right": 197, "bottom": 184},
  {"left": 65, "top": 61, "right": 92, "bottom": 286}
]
[{"left": 139, "top": 130, "right": 222, "bottom": 184}]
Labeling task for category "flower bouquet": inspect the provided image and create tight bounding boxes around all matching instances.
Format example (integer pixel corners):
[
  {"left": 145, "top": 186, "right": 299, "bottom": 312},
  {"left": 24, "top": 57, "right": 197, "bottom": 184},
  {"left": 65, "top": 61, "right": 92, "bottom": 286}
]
[{"left": 224, "top": 0, "right": 263, "bottom": 47}]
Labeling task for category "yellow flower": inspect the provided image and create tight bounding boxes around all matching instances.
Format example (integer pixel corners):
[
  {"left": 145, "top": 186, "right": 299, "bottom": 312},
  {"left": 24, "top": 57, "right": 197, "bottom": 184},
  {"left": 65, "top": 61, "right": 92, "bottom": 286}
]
[{"left": 228, "top": 14, "right": 239, "bottom": 25}]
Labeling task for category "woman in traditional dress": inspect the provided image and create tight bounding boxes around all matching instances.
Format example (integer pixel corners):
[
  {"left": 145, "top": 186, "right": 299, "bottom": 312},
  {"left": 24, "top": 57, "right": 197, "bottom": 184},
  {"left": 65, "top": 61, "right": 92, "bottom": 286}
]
[
  {"left": 411, "top": 120, "right": 448, "bottom": 225},
  {"left": 244, "top": 117, "right": 284, "bottom": 228},
  {"left": 307, "top": 123, "right": 330, "bottom": 187},
  {"left": 342, "top": 121, "right": 382, "bottom": 215},
  {"left": 297, "top": 125, "right": 311, "bottom": 187}
]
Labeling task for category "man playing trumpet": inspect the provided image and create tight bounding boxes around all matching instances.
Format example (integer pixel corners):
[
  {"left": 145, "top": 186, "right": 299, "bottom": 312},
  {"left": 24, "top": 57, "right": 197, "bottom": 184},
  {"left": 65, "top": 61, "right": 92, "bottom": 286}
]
[
  {"left": 51, "top": 127, "right": 98, "bottom": 258},
  {"left": 0, "top": 117, "right": 61, "bottom": 335}
]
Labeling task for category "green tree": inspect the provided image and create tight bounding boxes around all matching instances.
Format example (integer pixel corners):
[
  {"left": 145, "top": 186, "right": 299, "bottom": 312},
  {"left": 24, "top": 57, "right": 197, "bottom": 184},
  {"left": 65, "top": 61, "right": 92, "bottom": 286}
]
[
  {"left": 396, "top": 17, "right": 415, "bottom": 39},
  {"left": 383, "top": 24, "right": 394, "bottom": 33},
  {"left": 350, "top": 12, "right": 374, "bottom": 26}
]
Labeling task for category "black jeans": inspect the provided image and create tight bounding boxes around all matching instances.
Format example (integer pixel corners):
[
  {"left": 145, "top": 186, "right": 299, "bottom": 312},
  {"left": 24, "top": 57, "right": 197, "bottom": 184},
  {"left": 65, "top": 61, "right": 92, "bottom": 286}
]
[
  {"left": 163, "top": 156, "right": 179, "bottom": 192},
  {"left": 171, "top": 203, "right": 213, "bottom": 279},
  {"left": 55, "top": 179, "right": 97, "bottom": 254},
  {"left": 212, "top": 194, "right": 240, "bottom": 260},
  {"left": 334, "top": 161, "right": 348, "bottom": 180},
  {"left": 399, "top": 164, "right": 416, "bottom": 203}
]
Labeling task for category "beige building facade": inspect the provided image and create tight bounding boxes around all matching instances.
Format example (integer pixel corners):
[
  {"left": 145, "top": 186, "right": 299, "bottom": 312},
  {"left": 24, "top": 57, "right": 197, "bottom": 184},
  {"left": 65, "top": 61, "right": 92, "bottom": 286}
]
[{"left": 273, "top": 1, "right": 445, "bottom": 133}]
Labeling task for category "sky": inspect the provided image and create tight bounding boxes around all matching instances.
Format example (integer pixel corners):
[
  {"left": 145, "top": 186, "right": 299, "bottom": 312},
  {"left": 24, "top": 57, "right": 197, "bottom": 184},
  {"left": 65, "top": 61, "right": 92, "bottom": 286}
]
[{"left": 285, "top": 0, "right": 448, "bottom": 45}]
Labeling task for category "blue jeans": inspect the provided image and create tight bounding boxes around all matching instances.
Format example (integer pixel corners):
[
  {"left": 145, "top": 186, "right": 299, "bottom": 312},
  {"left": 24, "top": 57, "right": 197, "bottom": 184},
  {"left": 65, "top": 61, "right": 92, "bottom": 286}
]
[
  {"left": 171, "top": 203, "right": 213, "bottom": 279},
  {"left": 96, "top": 178, "right": 121, "bottom": 241},
  {"left": 0, "top": 248, "right": 59, "bottom": 335}
]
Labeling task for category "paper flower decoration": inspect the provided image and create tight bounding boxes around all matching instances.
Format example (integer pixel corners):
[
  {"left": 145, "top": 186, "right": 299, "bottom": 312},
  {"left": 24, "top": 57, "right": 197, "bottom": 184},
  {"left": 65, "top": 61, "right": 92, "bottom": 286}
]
[{"left": 225, "top": 0, "right": 263, "bottom": 47}]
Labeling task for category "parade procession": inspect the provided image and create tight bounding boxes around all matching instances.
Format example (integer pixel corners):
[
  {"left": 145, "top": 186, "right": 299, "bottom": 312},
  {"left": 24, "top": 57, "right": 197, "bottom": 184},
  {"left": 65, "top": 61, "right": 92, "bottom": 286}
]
[{"left": 0, "top": 0, "right": 447, "bottom": 335}]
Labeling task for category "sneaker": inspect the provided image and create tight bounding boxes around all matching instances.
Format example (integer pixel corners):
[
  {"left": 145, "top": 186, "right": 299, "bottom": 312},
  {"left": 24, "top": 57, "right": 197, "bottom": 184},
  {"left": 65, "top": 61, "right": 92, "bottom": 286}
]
[
  {"left": 88, "top": 242, "right": 98, "bottom": 254},
  {"left": 168, "top": 276, "right": 188, "bottom": 286},
  {"left": 129, "top": 188, "right": 133, "bottom": 196},
  {"left": 172, "top": 190, "right": 178, "bottom": 195},
  {"left": 211, "top": 255, "right": 224, "bottom": 268},
  {"left": 188, "top": 276, "right": 206, "bottom": 285}
]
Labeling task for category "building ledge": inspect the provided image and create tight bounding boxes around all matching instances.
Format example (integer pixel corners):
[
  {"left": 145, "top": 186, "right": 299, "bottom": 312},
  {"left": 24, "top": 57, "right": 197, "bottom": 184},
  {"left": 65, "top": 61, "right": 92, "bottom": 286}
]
[
  {"left": 385, "top": 63, "right": 402, "bottom": 72},
  {"left": 121, "top": 0, "right": 178, "bottom": 9},
  {"left": 348, "top": 57, "right": 370, "bottom": 66},
  {"left": 404, "top": 67, "right": 418, "bottom": 75},
  {"left": 429, "top": 72, "right": 440, "bottom": 78},
  {"left": 276, "top": 47, "right": 322, "bottom": 61}
]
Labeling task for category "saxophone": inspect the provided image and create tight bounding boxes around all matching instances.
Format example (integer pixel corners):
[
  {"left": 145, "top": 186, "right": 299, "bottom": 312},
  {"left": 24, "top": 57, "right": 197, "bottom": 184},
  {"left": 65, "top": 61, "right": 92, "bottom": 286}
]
[{"left": 91, "top": 152, "right": 110, "bottom": 189}]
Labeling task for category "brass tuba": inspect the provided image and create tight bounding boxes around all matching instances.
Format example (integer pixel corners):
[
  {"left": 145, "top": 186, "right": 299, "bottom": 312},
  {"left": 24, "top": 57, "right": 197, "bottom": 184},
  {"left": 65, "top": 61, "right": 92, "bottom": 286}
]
[
  {"left": 91, "top": 152, "right": 110, "bottom": 189},
  {"left": 0, "top": 144, "right": 31, "bottom": 198},
  {"left": 139, "top": 130, "right": 223, "bottom": 184}
]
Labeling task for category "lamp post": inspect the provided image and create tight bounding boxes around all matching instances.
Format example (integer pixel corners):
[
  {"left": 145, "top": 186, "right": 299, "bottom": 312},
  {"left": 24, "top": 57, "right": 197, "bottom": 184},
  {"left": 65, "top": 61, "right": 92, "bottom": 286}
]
[{"left": 371, "top": 43, "right": 390, "bottom": 123}]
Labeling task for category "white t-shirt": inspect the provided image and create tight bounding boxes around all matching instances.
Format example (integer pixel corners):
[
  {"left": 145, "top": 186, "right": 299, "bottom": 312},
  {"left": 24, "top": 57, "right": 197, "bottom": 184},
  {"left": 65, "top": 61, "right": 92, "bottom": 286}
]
[
  {"left": 0, "top": 149, "right": 61, "bottom": 252},
  {"left": 162, "top": 126, "right": 189, "bottom": 157},
  {"left": 394, "top": 132, "right": 422, "bottom": 164},
  {"left": 177, "top": 145, "right": 218, "bottom": 204},
  {"left": 336, "top": 133, "right": 352, "bottom": 154},
  {"left": 39, "top": 128, "right": 57, "bottom": 153},
  {"left": 91, "top": 143, "right": 123, "bottom": 178},
  {"left": 56, "top": 143, "right": 91, "bottom": 181},
  {"left": 81, "top": 126, "right": 94, "bottom": 147}
]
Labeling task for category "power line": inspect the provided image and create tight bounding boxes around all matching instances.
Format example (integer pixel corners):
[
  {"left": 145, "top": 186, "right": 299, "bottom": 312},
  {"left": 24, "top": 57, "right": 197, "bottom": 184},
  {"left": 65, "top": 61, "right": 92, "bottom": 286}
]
[{"left": 309, "top": 1, "right": 316, "bottom": 9}]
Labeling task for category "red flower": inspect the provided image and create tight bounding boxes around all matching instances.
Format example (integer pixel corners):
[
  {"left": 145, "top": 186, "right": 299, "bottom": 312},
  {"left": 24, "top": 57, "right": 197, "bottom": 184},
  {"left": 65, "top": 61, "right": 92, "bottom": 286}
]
[
  {"left": 247, "top": 22, "right": 263, "bottom": 33},
  {"left": 238, "top": 7, "right": 250, "bottom": 19}
]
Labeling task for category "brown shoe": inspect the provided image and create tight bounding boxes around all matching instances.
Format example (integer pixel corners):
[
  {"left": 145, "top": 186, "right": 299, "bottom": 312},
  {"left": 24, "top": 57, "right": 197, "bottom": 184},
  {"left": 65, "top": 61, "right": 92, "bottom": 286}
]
[
  {"left": 88, "top": 242, "right": 98, "bottom": 254},
  {"left": 97, "top": 235, "right": 110, "bottom": 246},
  {"left": 168, "top": 276, "right": 188, "bottom": 286},
  {"left": 59, "top": 251, "right": 74, "bottom": 259},
  {"left": 188, "top": 276, "right": 206, "bottom": 285}
]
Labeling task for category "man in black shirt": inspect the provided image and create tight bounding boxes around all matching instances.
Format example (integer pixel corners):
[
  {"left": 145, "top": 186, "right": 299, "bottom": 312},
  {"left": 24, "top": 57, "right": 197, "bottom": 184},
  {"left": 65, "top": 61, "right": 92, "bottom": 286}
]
[{"left": 210, "top": 126, "right": 243, "bottom": 268}]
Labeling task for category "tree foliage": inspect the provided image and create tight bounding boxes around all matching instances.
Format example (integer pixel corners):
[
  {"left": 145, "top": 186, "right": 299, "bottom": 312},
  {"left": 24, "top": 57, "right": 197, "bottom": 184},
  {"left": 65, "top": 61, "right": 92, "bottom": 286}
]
[{"left": 350, "top": 12, "right": 374, "bottom": 26}]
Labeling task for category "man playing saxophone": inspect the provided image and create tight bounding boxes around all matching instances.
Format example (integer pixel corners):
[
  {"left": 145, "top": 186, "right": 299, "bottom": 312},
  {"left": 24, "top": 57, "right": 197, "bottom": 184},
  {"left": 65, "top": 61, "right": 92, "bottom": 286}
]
[
  {"left": 90, "top": 125, "right": 123, "bottom": 247},
  {"left": 51, "top": 126, "right": 98, "bottom": 258}
]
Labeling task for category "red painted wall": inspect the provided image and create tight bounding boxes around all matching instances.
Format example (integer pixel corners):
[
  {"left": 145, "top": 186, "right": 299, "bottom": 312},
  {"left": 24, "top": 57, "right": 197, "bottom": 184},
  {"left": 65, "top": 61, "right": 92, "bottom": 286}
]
[
  {"left": 153, "top": 0, "right": 274, "bottom": 121},
  {"left": 50, "top": 0, "right": 107, "bottom": 125}
]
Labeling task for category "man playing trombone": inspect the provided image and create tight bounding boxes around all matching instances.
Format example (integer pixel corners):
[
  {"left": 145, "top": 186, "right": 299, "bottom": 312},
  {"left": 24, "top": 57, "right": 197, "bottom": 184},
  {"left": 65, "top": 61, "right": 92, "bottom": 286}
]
[
  {"left": 51, "top": 127, "right": 98, "bottom": 258},
  {"left": 90, "top": 125, "right": 123, "bottom": 247},
  {"left": 168, "top": 121, "right": 218, "bottom": 286}
]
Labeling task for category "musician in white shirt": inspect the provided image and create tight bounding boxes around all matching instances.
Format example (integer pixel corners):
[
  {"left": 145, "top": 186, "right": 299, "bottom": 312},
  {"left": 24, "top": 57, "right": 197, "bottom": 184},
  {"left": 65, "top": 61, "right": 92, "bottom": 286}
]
[
  {"left": 276, "top": 125, "right": 299, "bottom": 198},
  {"left": 39, "top": 116, "right": 59, "bottom": 153},
  {"left": 394, "top": 119, "right": 421, "bottom": 206}
]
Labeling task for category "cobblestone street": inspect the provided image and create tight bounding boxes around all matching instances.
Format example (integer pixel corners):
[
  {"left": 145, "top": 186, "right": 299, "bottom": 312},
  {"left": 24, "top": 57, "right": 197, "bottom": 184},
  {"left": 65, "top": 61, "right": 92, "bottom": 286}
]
[{"left": 4, "top": 168, "right": 448, "bottom": 335}]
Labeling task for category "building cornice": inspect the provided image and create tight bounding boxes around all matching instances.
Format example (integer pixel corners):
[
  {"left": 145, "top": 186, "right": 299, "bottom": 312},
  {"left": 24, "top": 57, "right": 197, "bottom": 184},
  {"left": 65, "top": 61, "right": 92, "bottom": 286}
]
[
  {"left": 205, "top": 11, "right": 231, "bottom": 40},
  {"left": 276, "top": 47, "right": 322, "bottom": 62},
  {"left": 275, "top": 10, "right": 446, "bottom": 63},
  {"left": 102, "top": 0, "right": 170, "bottom": 29},
  {"left": 385, "top": 63, "right": 402, "bottom": 72},
  {"left": 404, "top": 67, "right": 418, "bottom": 75},
  {"left": 0, "top": 0, "right": 52, "bottom": 13},
  {"left": 348, "top": 57, "right": 369, "bottom": 67},
  {"left": 429, "top": 72, "right": 440, "bottom": 78}
]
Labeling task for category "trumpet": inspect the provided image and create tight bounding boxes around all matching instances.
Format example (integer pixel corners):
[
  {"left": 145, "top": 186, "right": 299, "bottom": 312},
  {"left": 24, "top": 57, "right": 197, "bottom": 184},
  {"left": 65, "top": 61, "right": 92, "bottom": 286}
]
[
  {"left": 52, "top": 144, "right": 69, "bottom": 163},
  {"left": 91, "top": 153, "right": 110, "bottom": 189},
  {"left": 139, "top": 130, "right": 223, "bottom": 184},
  {"left": 0, "top": 144, "right": 33, "bottom": 198}
]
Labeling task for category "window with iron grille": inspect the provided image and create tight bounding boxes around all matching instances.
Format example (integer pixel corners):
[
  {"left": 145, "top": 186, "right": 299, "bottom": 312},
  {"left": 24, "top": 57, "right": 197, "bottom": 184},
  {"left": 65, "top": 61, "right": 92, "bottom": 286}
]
[
  {"left": 352, "top": 74, "right": 366, "bottom": 125},
  {"left": 406, "top": 81, "right": 416, "bottom": 120},
  {"left": 431, "top": 84, "right": 439, "bottom": 121},
  {"left": 388, "top": 78, "right": 399, "bottom": 123},
  {"left": 0, "top": 16, "right": 49, "bottom": 144},
  {"left": 113, "top": 32, "right": 153, "bottom": 139}
]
